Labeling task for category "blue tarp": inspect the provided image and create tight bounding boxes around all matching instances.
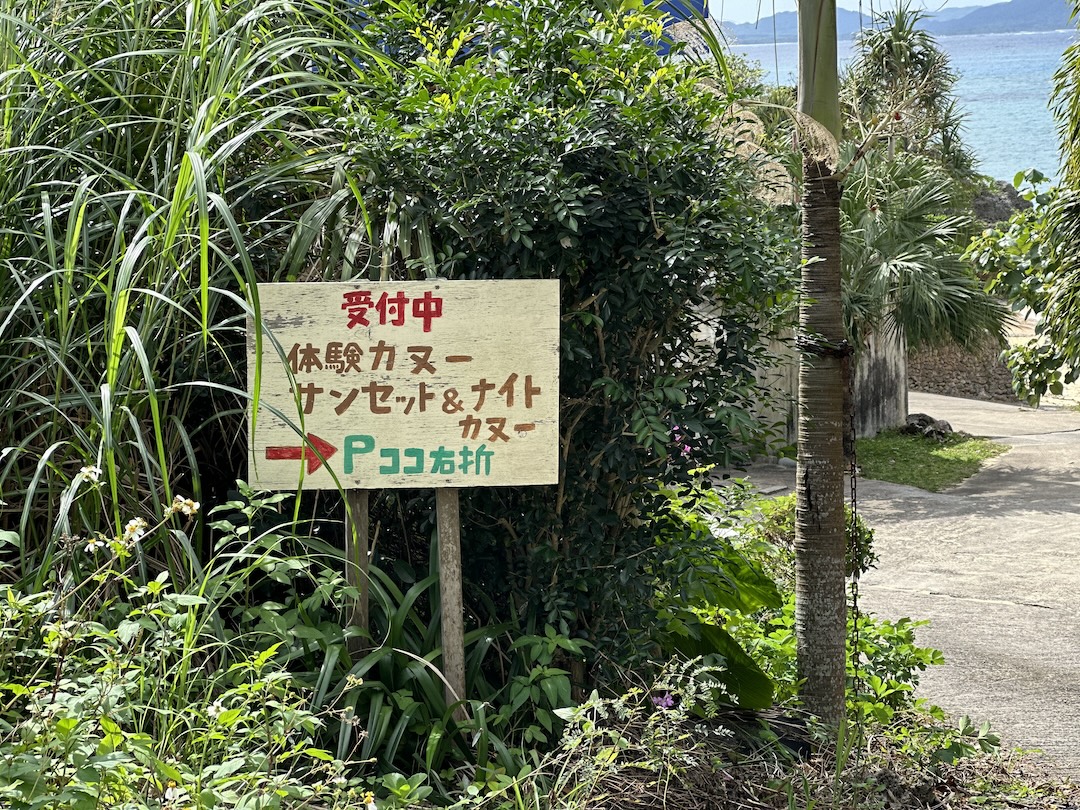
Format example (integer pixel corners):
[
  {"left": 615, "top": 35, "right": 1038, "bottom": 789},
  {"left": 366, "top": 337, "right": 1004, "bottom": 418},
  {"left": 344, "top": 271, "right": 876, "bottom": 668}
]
[
  {"left": 656, "top": 0, "right": 708, "bottom": 54},
  {"left": 658, "top": 0, "right": 707, "bottom": 22}
]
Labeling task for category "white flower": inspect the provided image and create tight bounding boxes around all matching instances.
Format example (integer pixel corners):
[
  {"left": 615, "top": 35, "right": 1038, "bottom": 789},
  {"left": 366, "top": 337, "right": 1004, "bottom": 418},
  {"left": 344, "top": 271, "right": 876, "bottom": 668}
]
[
  {"left": 84, "top": 538, "right": 107, "bottom": 553},
  {"left": 123, "top": 517, "right": 148, "bottom": 544},
  {"left": 79, "top": 465, "right": 102, "bottom": 483},
  {"left": 207, "top": 700, "right": 225, "bottom": 720},
  {"left": 166, "top": 495, "right": 200, "bottom": 517},
  {"left": 163, "top": 779, "right": 189, "bottom": 805}
]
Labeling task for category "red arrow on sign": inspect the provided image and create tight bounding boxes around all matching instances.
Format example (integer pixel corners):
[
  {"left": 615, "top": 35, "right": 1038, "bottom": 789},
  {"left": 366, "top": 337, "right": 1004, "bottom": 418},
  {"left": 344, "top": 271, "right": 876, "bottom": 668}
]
[{"left": 265, "top": 433, "right": 338, "bottom": 475}]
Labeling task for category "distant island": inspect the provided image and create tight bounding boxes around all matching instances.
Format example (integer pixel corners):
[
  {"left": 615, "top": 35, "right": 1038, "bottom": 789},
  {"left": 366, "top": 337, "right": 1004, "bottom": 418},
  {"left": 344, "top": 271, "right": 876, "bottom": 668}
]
[{"left": 720, "top": 0, "right": 1073, "bottom": 44}]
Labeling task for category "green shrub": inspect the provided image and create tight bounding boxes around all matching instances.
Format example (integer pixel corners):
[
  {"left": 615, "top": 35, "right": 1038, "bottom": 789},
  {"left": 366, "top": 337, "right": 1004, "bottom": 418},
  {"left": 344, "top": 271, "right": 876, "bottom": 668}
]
[
  {"left": 737, "top": 493, "right": 878, "bottom": 591},
  {"left": 967, "top": 170, "right": 1077, "bottom": 403},
  {"left": 209, "top": 487, "right": 587, "bottom": 798},
  {"left": 456, "top": 658, "right": 802, "bottom": 810},
  {"left": 720, "top": 493, "right": 944, "bottom": 729},
  {"left": 0, "top": 0, "right": 796, "bottom": 702},
  {"left": 0, "top": 537, "right": 362, "bottom": 809},
  {"left": 649, "top": 479, "right": 783, "bottom": 709},
  {"left": 323, "top": 0, "right": 797, "bottom": 672}
]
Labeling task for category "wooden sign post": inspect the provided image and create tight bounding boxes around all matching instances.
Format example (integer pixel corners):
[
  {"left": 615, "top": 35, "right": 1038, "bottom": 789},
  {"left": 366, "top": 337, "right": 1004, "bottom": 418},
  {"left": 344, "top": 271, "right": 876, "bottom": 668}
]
[{"left": 248, "top": 281, "right": 559, "bottom": 713}]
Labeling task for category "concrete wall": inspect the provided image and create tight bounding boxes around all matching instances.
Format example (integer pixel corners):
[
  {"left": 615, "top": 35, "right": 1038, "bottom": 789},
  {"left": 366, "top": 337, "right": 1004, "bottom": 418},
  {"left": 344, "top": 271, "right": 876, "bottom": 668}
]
[
  {"left": 754, "top": 336, "right": 799, "bottom": 452},
  {"left": 759, "top": 330, "right": 907, "bottom": 451},
  {"left": 853, "top": 331, "right": 908, "bottom": 438}
]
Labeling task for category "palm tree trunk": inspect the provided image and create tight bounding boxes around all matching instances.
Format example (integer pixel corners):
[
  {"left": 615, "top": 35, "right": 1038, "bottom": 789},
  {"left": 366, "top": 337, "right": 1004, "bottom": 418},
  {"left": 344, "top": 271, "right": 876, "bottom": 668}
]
[
  {"left": 795, "top": 0, "right": 846, "bottom": 728},
  {"left": 795, "top": 156, "right": 847, "bottom": 727}
]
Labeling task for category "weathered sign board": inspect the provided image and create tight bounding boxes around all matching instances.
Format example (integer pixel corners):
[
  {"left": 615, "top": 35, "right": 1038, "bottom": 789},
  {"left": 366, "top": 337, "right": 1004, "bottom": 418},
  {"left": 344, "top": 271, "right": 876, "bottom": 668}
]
[{"left": 247, "top": 281, "right": 560, "bottom": 490}]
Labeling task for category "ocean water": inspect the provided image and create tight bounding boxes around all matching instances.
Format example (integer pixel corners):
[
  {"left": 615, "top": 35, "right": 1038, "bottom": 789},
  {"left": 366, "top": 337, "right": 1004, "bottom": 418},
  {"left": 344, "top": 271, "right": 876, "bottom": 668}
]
[{"left": 732, "top": 29, "right": 1077, "bottom": 183}]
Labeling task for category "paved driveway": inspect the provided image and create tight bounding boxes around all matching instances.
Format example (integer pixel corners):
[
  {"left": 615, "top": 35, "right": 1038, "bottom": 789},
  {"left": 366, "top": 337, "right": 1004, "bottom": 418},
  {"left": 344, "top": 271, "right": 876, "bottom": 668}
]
[{"left": 748, "top": 391, "right": 1080, "bottom": 775}]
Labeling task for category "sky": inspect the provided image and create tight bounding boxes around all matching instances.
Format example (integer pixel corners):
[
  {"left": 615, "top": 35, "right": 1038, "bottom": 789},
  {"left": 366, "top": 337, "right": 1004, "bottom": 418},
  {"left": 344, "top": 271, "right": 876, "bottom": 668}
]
[{"left": 708, "top": 0, "right": 990, "bottom": 24}]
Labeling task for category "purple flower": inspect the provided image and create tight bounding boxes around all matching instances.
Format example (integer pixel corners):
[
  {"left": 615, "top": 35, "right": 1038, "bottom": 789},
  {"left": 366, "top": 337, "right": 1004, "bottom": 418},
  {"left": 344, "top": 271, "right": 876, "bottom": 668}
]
[
  {"left": 652, "top": 692, "right": 675, "bottom": 710},
  {"left": 671, "top": 426, "right": 692, "bottom": 458}
]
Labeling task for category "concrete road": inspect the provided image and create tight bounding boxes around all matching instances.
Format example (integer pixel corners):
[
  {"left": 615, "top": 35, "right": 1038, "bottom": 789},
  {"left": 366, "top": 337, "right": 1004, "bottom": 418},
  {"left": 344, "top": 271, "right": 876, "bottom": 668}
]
[{"left": 746, "top": 391, "right": 1080, "bottom": 775}]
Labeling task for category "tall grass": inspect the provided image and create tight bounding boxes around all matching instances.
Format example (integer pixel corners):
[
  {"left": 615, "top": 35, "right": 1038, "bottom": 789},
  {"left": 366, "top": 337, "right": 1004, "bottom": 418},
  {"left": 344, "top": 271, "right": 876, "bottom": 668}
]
[{"left": 0, "top": 0, "right": 382, "bottom": 585}]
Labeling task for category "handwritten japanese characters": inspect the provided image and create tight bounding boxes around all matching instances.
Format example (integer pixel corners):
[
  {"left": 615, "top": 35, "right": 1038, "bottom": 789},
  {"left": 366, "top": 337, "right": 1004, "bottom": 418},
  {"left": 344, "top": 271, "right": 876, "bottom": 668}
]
[{"left": 247, "top": 281, "right": 559, "bottom": 489}]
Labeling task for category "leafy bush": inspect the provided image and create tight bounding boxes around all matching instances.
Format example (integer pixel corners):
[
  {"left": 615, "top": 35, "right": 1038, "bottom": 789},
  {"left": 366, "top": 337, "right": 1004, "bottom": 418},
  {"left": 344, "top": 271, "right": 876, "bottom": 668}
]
[
  {"left": 649, "top": 480, "right": 783, "bottom": 709},
  {"left": 721, "top": 492, "right": 1008, "bottom": 774},
  {"left": 0, "top": 515, "right": 367, "bottom": 809},
  {"left": 0, "top": 481, "right": 581, "bottom": 806},
  {"left": 318, "top": 0, "right": 796, "bottom": 674},
  {"left": 722, "top": 594, "right": 942, "bottom": 718},
  {"left": 206, "top": 488, "right": 586, "bottom": 797},
  {"left": 0, "top": 0, "right": 796, "bottom": 696},
  {"left": 967, "top": 170, "right": 1078, "bottom": 403},
  {"left": 737, "top": 493, "right": 878, "bottom": 591},
  {"left": 0, "top": 0, "right": 798, "bottom": 797},
  {"left": 718, "top": 492, "right": 947, "bottom": 732},
  {"left": 455, "top": 658, "right": 805, "bottom": 810}
]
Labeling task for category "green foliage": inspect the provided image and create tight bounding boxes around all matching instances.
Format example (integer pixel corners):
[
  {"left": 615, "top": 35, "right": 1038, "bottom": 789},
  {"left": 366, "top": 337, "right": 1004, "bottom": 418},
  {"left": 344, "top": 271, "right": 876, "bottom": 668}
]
[
  {"left": 321, "top": 0, "right": 796, "bottom": 670},
  {"left": 736, "top": 493, "right": 878, "bottom": 592},
  {"left": 0, "top": 0, "right": 796, "bottom": 694},
  {"left": 0, "top": 0, "right": 800, "bottom": 797},
  {"left": 856, "top": 430, "right": 1008, "bottom": 492},
  {"left": 0, "top": 481, "right": 589, "bottom": 805},
  {"left": 455, "top": 658, "right": 797, "bottom": 810},
  {"left": 967, "top": 170, "right": 1079, "bottom": 403},
  {"left": 843, "top": 3, "right": 978, "bottom": 183},
  {"left": 452, "top": 659, "right": 1018, "bottom": 810},
  {"left": 841, "top": 149, "right": 1009, "bottom": 352},
  {"left": 817, "top": 4, "right": 1007, "bottom": 357},
  {"left": 991, "top": 8, "right": 1080, "bottom": 401},
  {"left": 718, "top": 492, "right": 959, "bottom": 752},
  {"left": 0, "top": 523, "right": 369, "bottom": 809},
  {"left": 847, "top": 611, "right": 945, "bottom": 725},
  {"left": 748, "top": 4, "right": 1005, "bottom": 357},
  {"left": 0, "top": 0, "right": 384, "bottom": 573},
  {"left": 381, "top": 772, "right": 434, "bottom": 807},
  {"left": 714, "top": 491, "right": 1005, "bottom": 777},
  {"left": 210, "top": 490, "right": 586, "bottom": 797},
  {"left": 650, "top": 480, "right": 783, "bottom": 709},
  {"left": 933, "top": 715, "right": 1002, "bottom": 764},
  {"left": 722, "top": 591, "right": 944, "bottom": 723},
  {"left": 968, "top": 171, "right": 1058, "bottom": 311}
]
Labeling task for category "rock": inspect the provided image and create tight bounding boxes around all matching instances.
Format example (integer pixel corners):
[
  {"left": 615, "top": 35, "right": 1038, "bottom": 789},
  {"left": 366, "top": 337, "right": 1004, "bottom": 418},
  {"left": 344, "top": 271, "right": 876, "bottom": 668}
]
[
  {"left": 925, "top": 419, "right": 954, "bottom": 440},
  {"left": 903, "top": 413, "right": 936, "bottom": 434},
  {"left": 903, "top": 413, "right": 954, "bottom": 440},
  {"left": 972, "top": 180, "right": 1032, "bottom": 224}
]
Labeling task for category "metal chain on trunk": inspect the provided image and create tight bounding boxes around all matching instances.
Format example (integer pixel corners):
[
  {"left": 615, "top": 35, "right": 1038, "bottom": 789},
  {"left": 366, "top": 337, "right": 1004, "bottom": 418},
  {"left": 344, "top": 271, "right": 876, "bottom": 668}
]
[{"left": 847, "top": 357, "right": 865, "bottom": 767}]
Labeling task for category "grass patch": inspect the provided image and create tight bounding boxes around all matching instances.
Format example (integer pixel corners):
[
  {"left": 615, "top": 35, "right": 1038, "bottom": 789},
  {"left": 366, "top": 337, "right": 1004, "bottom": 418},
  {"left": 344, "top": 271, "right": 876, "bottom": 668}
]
[{"left": 856, "top": 430, "right": 1008, "bottom": 491}]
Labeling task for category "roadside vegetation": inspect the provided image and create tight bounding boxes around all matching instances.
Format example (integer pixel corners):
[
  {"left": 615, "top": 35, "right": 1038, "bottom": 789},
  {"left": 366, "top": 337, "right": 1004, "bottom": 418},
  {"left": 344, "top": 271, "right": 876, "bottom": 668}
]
[
  {"left": 856, "top": 432, "right": 1009, "bottom": 492},
  {"left": 0, "top": 0, "right": 1077, "bottom": 807}
]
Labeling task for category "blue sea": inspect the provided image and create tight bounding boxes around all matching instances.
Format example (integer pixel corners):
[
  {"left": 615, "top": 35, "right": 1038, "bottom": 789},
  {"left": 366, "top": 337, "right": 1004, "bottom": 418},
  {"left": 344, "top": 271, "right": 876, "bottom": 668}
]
[{"left": 732, "top": 29, "right": 1077, "bottom": 183}]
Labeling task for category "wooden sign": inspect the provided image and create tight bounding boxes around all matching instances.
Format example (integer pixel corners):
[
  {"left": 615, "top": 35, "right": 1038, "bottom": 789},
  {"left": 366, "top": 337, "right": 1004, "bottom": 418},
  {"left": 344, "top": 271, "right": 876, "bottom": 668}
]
[{"left": 247, "top": 280, "right": 560, "bottom": 490}]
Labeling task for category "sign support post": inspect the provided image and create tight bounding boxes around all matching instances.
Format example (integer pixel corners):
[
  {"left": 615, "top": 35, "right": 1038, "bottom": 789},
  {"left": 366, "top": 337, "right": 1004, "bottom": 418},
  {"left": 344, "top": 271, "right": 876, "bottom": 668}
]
[{"left": 435, "top": 488, "right": 466, "bottom": 720}]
